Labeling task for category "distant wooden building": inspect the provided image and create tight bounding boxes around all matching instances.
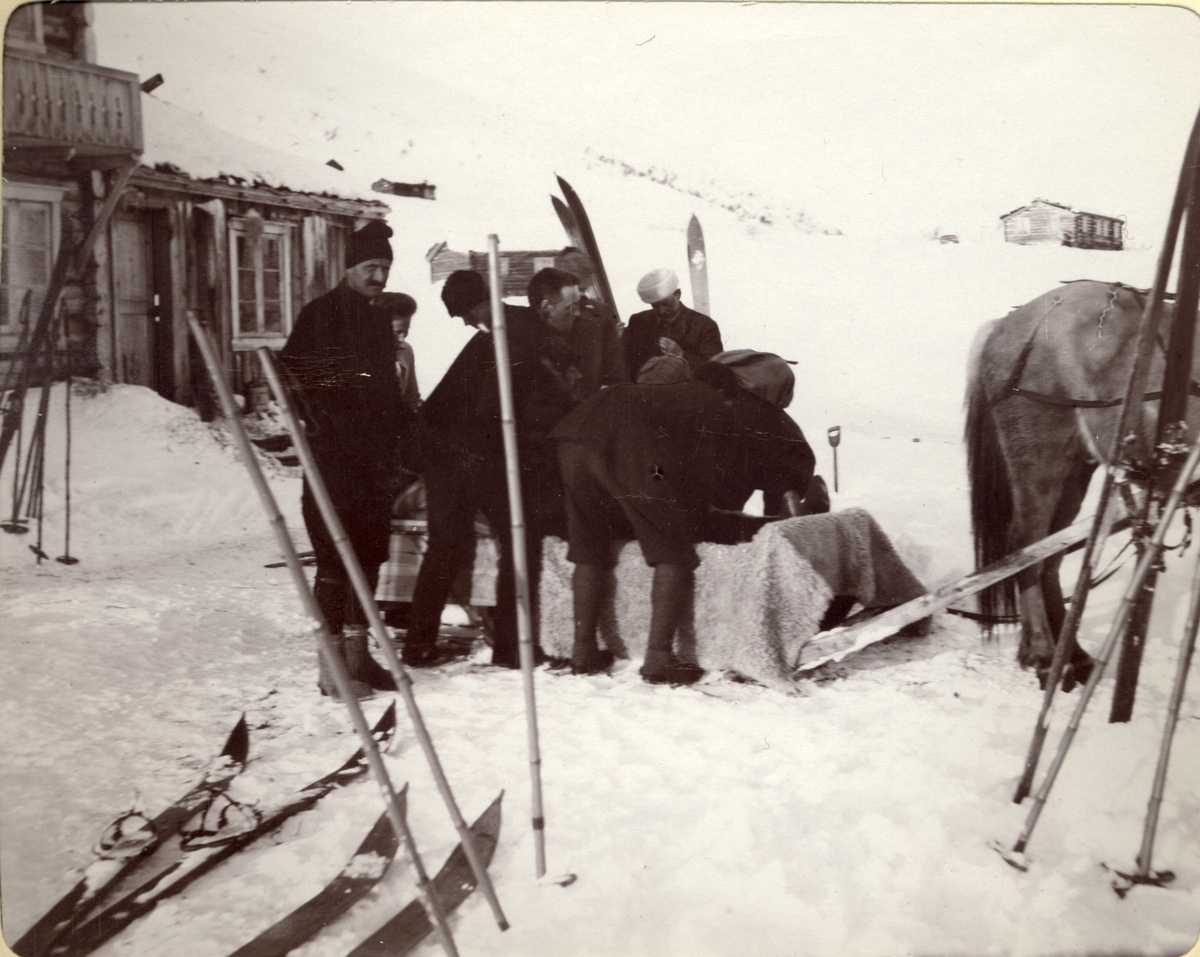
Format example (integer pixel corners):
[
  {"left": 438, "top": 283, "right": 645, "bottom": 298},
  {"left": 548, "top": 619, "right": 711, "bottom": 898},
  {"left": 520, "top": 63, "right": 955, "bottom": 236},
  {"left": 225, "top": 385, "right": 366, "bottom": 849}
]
[
  {"left": 3, "top": 4, "right": 390, "bottom": 410},
  {"left": 1000, "top": 199, "right": 1123, "bottom": 250},
  {"left": 427, "top": 242, "right": 564, "bottom": 299},
  {"left": 373, "top": 179, "right": 436, "bottom": 201}
]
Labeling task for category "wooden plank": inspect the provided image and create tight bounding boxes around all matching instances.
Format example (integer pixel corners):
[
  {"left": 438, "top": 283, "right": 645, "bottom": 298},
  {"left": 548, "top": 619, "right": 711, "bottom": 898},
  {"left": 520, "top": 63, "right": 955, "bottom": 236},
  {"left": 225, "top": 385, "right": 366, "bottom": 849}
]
[{"left": 796, "top": 514, "right": 1134, "bottom": 673}]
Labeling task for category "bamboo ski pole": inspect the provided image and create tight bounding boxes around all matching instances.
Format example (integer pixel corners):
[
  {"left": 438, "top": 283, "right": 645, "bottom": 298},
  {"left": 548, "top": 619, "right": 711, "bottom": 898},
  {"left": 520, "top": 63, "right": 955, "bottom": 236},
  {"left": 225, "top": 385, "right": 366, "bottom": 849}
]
[
  {"left": 258, "top": 347, "right": 510, "bottom": 931},
  {"left": 1012, "top": 482, "right": 1121, "bottom": 803},
  {"left": 1011, "top": 103, "right": 1200, "bottom": 798},
  {"left": 188, "top": 315, "right": 461, "bottom": 957},
  {"left": 486, "top": 234, "right": 550, "bottom": 880},
  {"left": 998, "top": 432, "right": 1200, "bottom": 869},
  {"left": 1120, "top": 547, "right": 1200, "bottom": 891}
]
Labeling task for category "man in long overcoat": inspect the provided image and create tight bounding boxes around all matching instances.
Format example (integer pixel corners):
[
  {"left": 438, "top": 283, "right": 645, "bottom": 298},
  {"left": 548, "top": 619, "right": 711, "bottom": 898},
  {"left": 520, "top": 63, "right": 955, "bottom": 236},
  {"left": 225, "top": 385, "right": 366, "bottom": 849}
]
[
  {"left": 280, "top": 219, "right": 405, "bottom": 697},
  {"left": 402, "top": 270, "right": 581, "bottom": 668}
]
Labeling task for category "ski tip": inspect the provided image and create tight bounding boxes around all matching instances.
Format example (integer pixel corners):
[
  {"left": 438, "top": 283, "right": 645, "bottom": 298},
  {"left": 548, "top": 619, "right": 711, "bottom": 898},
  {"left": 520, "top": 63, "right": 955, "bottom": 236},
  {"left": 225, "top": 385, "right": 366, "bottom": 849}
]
[
  {"left": 223, "top": 714, "right": 251, "bottom": 764},
  {"left": 375, "top": 701, "right": 398, "bottom": 735}
]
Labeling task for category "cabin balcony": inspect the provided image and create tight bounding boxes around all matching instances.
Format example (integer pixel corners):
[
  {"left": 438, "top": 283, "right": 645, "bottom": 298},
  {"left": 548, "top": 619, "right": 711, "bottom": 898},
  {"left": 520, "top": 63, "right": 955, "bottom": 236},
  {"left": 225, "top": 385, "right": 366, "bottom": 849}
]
[{"left": 3, "top": 50, "right": 142, "bottom": 166}]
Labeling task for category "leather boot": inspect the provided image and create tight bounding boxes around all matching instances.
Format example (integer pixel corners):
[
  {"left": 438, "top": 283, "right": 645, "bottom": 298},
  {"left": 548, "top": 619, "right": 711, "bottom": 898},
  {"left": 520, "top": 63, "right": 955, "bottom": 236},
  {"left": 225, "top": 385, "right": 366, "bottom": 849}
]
[
  {"left": 317, "top": 634, "right": 373, "bottom": 699},
  {"left": 571, "top": 563, "right": 614, "bottom": 674},
  {"left": 641, "top": 563, "right": 693, "bottom": 681},
  {"left": 343, "top": 626, "right": 398, "bottom": 691}
]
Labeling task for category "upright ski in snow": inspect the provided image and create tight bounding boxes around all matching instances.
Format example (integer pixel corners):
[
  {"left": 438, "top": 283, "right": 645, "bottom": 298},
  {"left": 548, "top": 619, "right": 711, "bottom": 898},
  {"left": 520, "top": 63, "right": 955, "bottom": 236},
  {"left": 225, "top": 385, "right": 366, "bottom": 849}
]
[
  {"left": 551, "top": 195, "right": 585, "bottom": 255},
  {"left": 687, "top": 215, "right": 711, "bottom": 316},
  {"left": 551, "top": 195, "right": 604, "bottom": 305},
  {"left": 14, "top": 715, "right": 251, "bottom": 957},
  {"left": 346, "top": 792, "right": 503, "bottom": 957},
  {"left": 226, "top": 796, "right": 404, "bottom": 957},
  {"left": 555, "top": 176, "right": 618, "bottom": 315},
  {"left": 49, "top": 703, "right": 397, "bottom": 957}
]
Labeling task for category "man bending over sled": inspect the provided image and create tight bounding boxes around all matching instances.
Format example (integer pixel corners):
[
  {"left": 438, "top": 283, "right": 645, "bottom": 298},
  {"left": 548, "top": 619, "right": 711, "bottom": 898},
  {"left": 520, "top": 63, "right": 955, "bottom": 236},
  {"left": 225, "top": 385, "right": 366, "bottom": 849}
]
[{"left": 552, "top": 350, "right": 828, "bottom": 685}]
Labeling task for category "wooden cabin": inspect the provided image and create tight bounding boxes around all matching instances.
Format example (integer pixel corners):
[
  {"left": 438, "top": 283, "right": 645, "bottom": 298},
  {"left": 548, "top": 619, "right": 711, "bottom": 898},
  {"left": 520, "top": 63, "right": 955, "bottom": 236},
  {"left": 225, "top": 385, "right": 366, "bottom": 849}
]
[
  {"left": 426, "top": 242, "right": 565, "bottom": 299},
  {"left": 3, "top": 2, "right": 141, "bottom": 385},
  {"left": 1000, "top": 199, "right": 1123, "bottom": 250},
  {"left": 373, "top": 179, "right": 436, "bottom": 201},
  {"left": 426, "top": 243, "right": 609, "bottom": 309},
  {"left": 108, "top": 95, "right": 389, "bottom": 406},
  {"left": 3, "top": 3, "right": 390, "bottom": 411}
]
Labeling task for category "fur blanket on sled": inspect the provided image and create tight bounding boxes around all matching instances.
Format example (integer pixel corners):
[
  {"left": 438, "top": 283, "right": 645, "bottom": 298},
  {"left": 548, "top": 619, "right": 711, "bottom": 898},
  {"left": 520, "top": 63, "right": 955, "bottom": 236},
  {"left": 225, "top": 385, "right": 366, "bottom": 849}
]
[{"left": 538, "top": 507, "right": 926, "bottom": 691}]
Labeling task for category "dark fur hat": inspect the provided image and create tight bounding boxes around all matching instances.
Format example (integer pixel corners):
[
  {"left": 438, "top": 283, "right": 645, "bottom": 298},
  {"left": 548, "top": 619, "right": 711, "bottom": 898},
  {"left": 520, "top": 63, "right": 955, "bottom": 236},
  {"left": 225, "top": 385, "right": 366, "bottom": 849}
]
[{"left": 345, "top": 219, "right": 394, "bottom": 268}]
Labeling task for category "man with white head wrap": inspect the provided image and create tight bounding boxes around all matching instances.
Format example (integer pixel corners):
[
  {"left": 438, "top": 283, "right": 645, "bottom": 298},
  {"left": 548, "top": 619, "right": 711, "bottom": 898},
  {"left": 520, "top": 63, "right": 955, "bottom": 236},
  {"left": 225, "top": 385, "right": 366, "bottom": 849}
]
[{"left": 625, "top": 267, "right": 723, "bottom": 383}]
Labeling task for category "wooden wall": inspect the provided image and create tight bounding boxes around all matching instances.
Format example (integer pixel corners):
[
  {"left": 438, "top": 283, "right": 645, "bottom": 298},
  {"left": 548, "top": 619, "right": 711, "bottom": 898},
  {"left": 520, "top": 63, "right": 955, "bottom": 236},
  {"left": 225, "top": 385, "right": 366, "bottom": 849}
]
[{"left": 101, "top": 180, "right": 367, "bottom": 407}]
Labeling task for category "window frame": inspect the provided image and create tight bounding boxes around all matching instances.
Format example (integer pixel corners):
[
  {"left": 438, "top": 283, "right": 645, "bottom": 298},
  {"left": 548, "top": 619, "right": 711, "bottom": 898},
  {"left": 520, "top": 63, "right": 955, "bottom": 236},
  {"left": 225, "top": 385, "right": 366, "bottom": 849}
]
[
  {"left": 1, "top": 183, "right": 65, "bottom": 342},
  {"left": 228, "top": 218, "right": 293, "bottom": 351},
  {"left": 4, "top": 5, "right": 46, "bottom": 55}
]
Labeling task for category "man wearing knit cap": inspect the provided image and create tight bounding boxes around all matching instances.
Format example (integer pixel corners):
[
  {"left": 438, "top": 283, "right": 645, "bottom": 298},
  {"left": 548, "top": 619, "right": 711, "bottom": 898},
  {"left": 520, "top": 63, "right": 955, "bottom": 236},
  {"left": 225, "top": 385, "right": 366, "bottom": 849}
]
[
  {"left": 280, "top": 218, "right": 405, "bottom": 698},
  {"left": 624, "top": 267, "right": 723, "bottom": 383}
]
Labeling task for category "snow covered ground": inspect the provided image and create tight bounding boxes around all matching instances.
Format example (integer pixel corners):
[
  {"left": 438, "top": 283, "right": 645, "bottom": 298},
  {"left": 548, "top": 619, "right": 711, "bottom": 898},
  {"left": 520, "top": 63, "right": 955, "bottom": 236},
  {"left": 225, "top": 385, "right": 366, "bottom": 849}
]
[
  {"left": 4, "top": 3, "right": 1200, "bottom": 950},
  {"left": 2, "top": 213, "right": 1199, "bottom": 957}
]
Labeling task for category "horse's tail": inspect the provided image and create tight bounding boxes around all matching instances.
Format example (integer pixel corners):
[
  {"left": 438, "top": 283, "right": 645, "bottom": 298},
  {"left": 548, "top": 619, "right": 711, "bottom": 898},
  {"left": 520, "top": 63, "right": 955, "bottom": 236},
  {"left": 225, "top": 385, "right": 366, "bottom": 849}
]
[{"left": 965, "top": 322, "right": 1017, "bottom": 631}]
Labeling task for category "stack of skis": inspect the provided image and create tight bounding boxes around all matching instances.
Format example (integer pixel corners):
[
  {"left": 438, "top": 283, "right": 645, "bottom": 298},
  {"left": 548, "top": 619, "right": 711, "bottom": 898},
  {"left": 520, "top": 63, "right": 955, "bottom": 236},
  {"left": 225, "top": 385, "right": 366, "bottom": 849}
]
[
  {"left": 551, "top": 176, "right": 711, "bottom": 319},
  {"left": 14, "top": 707, "right": 502, "bottom": 957}
]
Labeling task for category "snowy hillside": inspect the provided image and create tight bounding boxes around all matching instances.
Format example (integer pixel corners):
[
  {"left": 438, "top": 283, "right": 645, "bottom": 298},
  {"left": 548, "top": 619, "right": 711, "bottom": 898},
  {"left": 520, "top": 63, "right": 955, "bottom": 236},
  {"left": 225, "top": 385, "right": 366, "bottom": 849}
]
[{"left": 3, "top": 228, "right": 1199, "bottom": 957}]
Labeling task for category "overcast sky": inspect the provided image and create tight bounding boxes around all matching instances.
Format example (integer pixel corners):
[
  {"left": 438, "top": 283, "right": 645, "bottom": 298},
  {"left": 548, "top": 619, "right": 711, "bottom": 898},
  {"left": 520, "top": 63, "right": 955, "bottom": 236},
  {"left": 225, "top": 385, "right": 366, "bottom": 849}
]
[{"left": 93, "top": 2, "right": 1200, "bottom": 241}]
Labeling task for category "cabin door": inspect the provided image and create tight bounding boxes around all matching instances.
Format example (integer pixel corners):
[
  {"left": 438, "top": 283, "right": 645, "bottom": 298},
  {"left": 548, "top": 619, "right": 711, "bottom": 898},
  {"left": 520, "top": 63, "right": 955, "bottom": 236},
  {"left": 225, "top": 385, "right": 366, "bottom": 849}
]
[{"left": 112, "top": 211, "right": 174, "bottom": 397}]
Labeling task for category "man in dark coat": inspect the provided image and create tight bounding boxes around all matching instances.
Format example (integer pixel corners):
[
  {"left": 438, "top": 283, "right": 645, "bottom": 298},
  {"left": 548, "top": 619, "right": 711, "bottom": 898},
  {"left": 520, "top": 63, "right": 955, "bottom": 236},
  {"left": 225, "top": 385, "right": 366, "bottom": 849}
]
[
  {"left": 552, "top": 247, "right": 629, "bottom": 395},
  {"left": 528, "top": 265, "right": 628, "bottom": 403},
  {"left": 552, "top": 351, "right": 816, "bottom": 685},
  {"left": 402, "top": 270, "right": 579, "bottom": 668},
  {"left": 624, "top": 267, "right": 723, "bottom": 383},
  {"left": 280, "top": 218, "right": 404, "bottom": 697}
]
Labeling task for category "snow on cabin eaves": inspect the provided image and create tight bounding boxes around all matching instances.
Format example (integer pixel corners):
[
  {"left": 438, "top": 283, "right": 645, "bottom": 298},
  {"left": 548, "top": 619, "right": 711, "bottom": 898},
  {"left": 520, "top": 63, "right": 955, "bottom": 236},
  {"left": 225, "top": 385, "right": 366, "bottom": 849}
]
[{"left": 138, "top": 95, "right": 387, "bottom": 210}]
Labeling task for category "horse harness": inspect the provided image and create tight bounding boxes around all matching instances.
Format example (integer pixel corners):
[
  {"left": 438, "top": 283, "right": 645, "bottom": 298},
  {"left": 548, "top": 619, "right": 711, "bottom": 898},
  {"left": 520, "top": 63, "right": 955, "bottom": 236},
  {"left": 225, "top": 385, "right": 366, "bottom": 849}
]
[{"left": 995, "top": 293, "right": 1200, "bottom": 411}]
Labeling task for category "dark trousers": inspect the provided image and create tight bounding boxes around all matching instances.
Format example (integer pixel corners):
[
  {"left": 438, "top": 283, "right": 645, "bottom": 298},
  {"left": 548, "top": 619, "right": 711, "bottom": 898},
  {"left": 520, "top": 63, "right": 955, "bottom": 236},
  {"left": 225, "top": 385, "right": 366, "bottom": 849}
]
[
  {"left": 408, "top": 458, "right": 556, "bottom": 667},
  {"left": 302, "top": 478, "right": 392, "bottom": 634}
]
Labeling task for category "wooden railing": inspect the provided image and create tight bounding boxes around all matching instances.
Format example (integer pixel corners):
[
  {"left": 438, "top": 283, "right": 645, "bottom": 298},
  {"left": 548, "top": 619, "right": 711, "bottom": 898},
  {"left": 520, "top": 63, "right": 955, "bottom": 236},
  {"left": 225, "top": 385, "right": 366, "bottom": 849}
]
[{"left": 3, "top": 50, "right": 142, "bottom": 156}]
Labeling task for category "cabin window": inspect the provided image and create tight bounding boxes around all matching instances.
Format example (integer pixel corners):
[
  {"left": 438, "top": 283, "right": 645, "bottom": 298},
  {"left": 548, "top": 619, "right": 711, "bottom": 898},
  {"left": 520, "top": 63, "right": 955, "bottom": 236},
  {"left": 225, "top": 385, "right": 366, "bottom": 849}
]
[
  {"left": 229, "top": 218, "right": 293, "bottom": 349},
  {"left": 5, "top": 4, "right": 87, "bottom": 59},
  {"left": 0, "top": 184, "right": 64, "bottom": 337}
]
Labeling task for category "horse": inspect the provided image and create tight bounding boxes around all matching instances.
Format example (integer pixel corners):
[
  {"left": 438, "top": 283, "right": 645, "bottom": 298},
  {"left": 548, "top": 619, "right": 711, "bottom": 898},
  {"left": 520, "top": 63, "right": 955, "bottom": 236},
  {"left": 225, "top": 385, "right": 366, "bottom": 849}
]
[{"left": 965, "top": 279, "right": 1196, "bottom": 690}]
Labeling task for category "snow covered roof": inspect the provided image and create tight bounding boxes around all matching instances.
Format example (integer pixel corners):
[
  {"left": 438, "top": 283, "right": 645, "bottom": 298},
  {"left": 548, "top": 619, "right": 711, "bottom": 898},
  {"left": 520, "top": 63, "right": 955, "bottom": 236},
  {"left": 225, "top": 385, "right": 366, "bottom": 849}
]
[
  {"left": 138, "top": 95, "right": 384, "bottom": 206},
  {"left": 1000, "top": 198, "right": 1075, "bottom": 219}
]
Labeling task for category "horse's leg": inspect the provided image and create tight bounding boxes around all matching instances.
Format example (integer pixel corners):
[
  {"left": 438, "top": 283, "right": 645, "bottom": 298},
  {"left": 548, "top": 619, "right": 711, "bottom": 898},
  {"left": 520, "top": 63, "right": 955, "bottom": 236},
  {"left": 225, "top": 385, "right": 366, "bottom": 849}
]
[
  {"left": 993, "top": 403, "right": 1081, "bottom": 674},
  {"left": 1038, "top": 459, "right": 1097, "bottom": 690}
]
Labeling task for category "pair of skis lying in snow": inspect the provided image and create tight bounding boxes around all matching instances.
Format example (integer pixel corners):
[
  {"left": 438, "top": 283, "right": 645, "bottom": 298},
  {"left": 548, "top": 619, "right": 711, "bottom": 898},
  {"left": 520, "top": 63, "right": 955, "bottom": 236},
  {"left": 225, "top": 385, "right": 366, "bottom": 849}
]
[{"left": 15, "top": 704, "right": 502, "bottom": 957}]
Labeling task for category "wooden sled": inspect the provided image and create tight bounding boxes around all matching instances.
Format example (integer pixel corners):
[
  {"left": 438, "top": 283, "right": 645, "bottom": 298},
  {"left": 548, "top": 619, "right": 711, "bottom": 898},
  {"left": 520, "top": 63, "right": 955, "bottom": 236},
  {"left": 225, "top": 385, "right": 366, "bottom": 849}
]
[{"left": 796, "top": 514, "right": 1133, "bottom": 674}]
